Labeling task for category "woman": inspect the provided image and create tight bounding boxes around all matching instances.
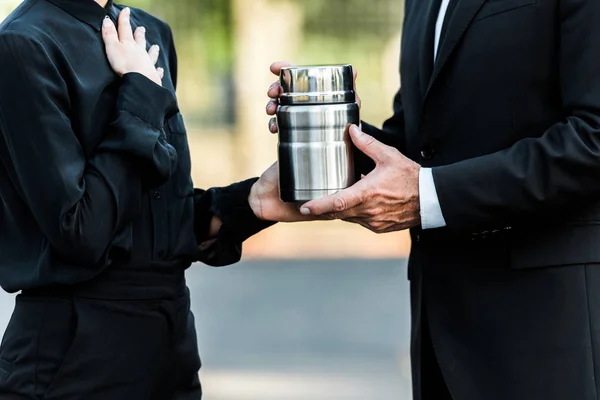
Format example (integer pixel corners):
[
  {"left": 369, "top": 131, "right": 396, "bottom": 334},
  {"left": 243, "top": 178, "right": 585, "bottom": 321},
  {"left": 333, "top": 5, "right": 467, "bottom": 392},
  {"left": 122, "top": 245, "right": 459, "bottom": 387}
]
[{"left": 0, "top": 0, "right": 305, "bottom": 398}]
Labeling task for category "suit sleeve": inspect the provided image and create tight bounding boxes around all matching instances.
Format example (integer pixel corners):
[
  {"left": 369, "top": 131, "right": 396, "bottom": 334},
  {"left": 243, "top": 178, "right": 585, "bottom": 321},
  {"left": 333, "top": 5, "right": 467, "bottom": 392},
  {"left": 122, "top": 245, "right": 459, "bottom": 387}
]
[
  {"left": 0, "top": 31, "right": 178, "bottom": 265},
  {"left": 359, "top": 89, "right": 407, "bottom": 175},
  {"left": 432, "top": 0, "right": 600, "bottom": 231}
]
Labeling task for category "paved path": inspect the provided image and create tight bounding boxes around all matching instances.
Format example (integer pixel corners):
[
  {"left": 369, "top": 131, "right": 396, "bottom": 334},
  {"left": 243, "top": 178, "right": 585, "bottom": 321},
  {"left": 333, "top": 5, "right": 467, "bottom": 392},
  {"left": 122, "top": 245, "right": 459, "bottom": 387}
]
[{"left": 0, "top": 259, "right": 412, "bottom": 400}]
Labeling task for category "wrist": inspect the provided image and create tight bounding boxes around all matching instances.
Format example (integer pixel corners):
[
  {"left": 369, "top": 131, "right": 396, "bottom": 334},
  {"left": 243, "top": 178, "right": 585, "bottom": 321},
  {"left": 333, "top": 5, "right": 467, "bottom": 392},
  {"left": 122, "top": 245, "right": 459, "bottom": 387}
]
[
  {"left": 413, "top": 178, "right": 422, "bottom": 227},
  {"left": 209, "top": 178, "right": 275, "bottom": 244},
  {"left": 414, "top": 167, "right": 421, "bottom": 212},
  {"left": 248, "top": 182, "right": 263, "bottom": 220},
  {"left": 208, "top": 216, "right": 223, "bottom": 238},
  {"left": 135, "top": 67, "right": 161, "bottom": 86}
]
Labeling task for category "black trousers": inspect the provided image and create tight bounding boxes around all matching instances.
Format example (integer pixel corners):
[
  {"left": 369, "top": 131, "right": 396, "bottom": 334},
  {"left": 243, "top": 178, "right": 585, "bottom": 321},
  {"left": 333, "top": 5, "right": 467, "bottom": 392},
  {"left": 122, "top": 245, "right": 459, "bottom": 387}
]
[
  {"left": 0, "top": 268, "right": 202, "bottom": 400},
  {"left": 421, "top": 304, "right": 454, "bottom": 400}
]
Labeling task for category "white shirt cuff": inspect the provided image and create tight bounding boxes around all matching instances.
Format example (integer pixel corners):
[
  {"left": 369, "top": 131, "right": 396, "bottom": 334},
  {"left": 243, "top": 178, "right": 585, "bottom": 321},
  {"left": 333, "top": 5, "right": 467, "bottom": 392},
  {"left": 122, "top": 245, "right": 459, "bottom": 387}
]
[{"left": 419, "top": 167, "right": 447, "bottom": 230}]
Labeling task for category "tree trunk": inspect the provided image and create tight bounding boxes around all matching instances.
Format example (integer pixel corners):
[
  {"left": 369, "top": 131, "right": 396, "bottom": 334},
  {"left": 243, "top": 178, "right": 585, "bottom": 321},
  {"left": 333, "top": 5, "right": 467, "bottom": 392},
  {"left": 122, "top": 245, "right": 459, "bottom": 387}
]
[{"left": 231, "top": 0, "right": 303, "bottom": 177}]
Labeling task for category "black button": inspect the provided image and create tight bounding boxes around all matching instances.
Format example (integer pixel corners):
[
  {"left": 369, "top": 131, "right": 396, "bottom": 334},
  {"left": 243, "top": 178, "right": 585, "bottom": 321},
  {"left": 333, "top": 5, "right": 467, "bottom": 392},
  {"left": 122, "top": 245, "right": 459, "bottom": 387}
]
[
  {"left": 153, "top": 191, "right": 162, "bottom": 199},
  {"left": 157, "top": 249, "right": 165, "bottom": 258},
  {"left": 420, "top": 145, "right": 435, "bottom": 160}
]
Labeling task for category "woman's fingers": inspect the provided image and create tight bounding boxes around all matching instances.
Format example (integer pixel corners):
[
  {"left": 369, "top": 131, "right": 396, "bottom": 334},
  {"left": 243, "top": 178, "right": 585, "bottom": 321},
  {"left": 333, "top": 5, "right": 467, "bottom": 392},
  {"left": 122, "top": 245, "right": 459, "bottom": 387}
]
[
  {"left": 102, "top": 17, "right": 119, "bottom": 47},
  {"left": 148, "top": 45, "right": 160, "bottom": 65},
  {"left": 117, "top": 7, "right": 134, "bottom": 42},
  {"left": 133, "top": 26, "right": 146, "bottom": 49}
]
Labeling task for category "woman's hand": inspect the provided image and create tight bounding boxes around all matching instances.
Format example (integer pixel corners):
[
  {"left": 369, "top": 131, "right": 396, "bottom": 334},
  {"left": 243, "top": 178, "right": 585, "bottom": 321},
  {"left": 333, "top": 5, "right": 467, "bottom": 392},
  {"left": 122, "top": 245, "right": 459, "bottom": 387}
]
[
  {"left": 102, "top": 8, "right": 163, "bottom": 86},
  {"left": 248, "top": 162, "right": 317, "bottom": 223}
]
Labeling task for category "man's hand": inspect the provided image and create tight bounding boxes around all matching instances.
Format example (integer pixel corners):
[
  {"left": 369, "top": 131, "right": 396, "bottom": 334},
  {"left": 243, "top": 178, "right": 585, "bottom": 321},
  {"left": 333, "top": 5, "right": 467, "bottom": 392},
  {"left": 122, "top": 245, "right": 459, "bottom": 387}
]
[
  {"left": 249, "top": 162, "right": 317, "bottom": 223},
  {"left": 299, "top": 125, "right": 421, "bottom": 234},
  {"left": 266, "top": 61, "right": 362, "bottom": 133},
  {"left": 102, "top": 8, "right": 163, "bottom": 86}
]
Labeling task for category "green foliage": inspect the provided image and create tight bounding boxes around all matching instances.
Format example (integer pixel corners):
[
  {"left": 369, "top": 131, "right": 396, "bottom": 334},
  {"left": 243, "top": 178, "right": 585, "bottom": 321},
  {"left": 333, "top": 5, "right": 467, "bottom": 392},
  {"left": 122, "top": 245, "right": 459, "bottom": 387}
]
[
  {"left": 124, "top": 0, "right": 403, "bottom": 127},
  {"left": 127, "top": 0, "right": 403, "bottom": 72},
  {"left": 297, "top": 0, "right": 403, "bottom": 40},
  {"left": 127, "top": 0, "right": 234, "bottom": 72}
]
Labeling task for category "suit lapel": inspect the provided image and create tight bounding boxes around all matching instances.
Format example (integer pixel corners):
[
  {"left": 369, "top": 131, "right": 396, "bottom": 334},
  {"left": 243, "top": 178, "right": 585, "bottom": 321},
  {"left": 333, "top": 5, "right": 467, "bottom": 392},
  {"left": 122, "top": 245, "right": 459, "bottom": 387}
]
[{"left": 425, "top": 0, "right": 487, "bottom": 98}]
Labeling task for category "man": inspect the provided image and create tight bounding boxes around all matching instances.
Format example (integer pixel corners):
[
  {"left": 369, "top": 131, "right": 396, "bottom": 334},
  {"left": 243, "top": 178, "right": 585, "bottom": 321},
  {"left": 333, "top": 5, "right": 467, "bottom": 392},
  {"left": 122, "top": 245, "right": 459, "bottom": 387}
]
[
  {"left": 0, "top": 0, "right": 308, "bottom": 398},
  {"left": 267, "top": 0, "right": 600, "bottom": 399}
]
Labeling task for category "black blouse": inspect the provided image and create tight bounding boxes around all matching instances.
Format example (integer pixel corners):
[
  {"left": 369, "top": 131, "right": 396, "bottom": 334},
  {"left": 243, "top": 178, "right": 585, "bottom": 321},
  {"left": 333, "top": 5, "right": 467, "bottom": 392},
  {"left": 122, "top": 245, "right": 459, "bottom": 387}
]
[{"left": 0, "top": 0, "right": 273, "bottom": 293}]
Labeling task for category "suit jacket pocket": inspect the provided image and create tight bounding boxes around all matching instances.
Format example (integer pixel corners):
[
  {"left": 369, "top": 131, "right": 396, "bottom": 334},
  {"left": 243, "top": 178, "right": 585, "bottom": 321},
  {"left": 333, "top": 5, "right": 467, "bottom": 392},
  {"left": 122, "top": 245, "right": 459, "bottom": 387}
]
[
  {"left": 474, "top": 0, "right": 536, "bottom": 22},
  {"left": 509, "top": 223, "right": 600, "bottom": 269}
]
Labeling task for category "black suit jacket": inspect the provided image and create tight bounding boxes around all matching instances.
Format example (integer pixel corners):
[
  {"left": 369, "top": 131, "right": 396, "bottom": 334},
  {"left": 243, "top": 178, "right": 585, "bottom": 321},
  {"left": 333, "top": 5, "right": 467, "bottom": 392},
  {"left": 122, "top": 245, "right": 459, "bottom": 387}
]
[{"left": 362, "top": 0, "right": 600, "bottom": 399}]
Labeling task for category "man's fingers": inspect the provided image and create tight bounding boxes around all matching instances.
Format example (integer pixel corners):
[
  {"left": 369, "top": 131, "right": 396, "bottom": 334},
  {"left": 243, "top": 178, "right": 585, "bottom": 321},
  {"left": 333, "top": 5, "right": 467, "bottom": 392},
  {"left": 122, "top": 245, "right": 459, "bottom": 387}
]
[
  {"left": 117, "top": 7, "right": 134, "bottom": 42},
  {"left": 133, "top": 26, "right": 146, "bottom": 48},
  {"left": 101, "top": 17, "right": 119, "bottom": 46},
  {"left": 157, "top": 67, "right": 164, "bottom": 81},
  {"left": 270, "top": 61, "right": 293, "bottom": 77},
  {"left": 267, "top": 82, "right": 282, "bottom": 99},
  {"left": 266, "top": 99, "right": 278, "bottom": 115},
  {"left": 268, "top": 118, "right": 278, "bottom": 134},
  {"left": 348, "top": 124, "right": 392, "bottom": 164},
  {"left": 148, "top": 45, "right": 160, "bottom": 65},
  {"left": 300, "top": 185, "right": 365, "bottom": 217}
]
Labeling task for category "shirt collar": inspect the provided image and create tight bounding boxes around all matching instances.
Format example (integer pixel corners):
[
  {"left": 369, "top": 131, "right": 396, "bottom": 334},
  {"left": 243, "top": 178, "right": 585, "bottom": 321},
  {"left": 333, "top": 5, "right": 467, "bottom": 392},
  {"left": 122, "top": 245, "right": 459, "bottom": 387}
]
[{"left": 45, "top": 0, "right": 115, "bottom": 31}]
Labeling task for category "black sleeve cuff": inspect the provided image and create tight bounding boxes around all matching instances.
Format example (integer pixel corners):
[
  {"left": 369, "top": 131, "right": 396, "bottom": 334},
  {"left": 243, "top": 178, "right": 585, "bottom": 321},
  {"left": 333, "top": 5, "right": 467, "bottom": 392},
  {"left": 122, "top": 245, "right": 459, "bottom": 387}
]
[
  {"left": 117, "top": 73, "right": 179, "bottom": 128},
  {"left": 98, "top": 73, "right": 180, "bottom": 186},
  {"left": 194, "top": 178, "right": 276, "bottom": 266},
  {"left": 211, "top": 178, "right": 276, "bottom": 242}
]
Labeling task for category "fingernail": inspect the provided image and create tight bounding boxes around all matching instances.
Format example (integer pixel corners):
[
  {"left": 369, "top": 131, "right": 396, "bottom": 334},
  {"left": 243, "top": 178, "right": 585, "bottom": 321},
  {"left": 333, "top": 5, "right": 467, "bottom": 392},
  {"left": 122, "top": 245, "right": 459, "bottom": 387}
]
[
  {"left": 139, "top": 26, "right": 146, "bottom": 33},
  {"left": 350, "top": 124, "right": 362, "bottom": 135},
  {"left": 103, "top": 17, "right": 111, "bottom": 27},
  {"left": 124, "top": 7, "right": 131, "bottom": 15},
  {"left": 300, "top": 208, "right": 311, "bottom": 216}
]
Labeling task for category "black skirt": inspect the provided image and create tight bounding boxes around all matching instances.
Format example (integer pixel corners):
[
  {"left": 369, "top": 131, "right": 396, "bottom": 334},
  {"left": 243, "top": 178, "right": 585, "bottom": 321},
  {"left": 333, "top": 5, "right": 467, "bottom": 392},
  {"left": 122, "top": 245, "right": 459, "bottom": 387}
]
[{"left": 0, "top": 267, "right": 202, "bottom": 400}]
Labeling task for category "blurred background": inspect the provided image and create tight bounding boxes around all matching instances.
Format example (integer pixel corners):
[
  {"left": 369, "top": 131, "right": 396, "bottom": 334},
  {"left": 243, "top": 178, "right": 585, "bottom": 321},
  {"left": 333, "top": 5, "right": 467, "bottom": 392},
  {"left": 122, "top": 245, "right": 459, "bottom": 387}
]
[{"left": 0, "top": 0, "right": 413, "bottom": 398}]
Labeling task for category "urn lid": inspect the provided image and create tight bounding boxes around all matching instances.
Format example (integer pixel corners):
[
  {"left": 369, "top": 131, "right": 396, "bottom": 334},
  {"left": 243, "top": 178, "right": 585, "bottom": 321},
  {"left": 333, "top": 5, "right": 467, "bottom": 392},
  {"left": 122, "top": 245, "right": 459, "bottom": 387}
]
[{"left": 279, "top": 64, "right": 356, "bottom": 106}]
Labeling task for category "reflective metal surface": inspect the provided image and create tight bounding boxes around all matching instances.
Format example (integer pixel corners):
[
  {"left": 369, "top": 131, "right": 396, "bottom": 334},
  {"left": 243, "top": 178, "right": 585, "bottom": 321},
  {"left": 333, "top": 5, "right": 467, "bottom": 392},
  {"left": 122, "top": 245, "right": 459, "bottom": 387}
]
[
  {"left": 279, "top": 65, "right": 355, "bottom": 106},
  {"left": 278, "top": 102, "right": 359, "bottom": 202}
]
